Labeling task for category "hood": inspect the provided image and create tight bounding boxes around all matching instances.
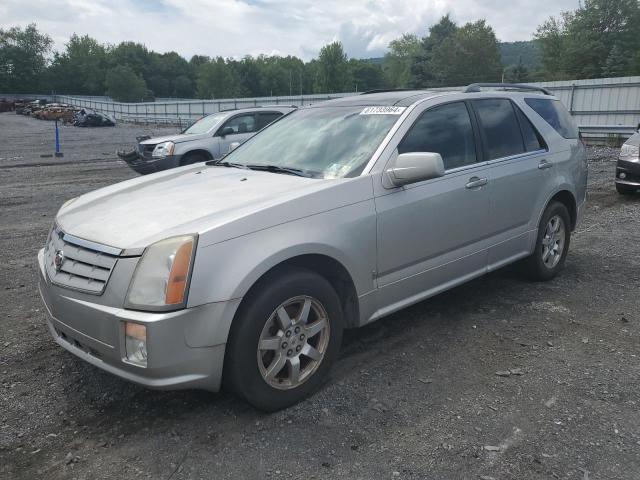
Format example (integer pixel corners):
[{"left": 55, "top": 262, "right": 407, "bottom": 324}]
[
  {"left": 625, "top": 132, "right": 640, "bottom": 147},
  {"left": 55, "top": 165, "right": 351, "bottom": 250},
  {"left": 140, "top": 132, "right": 208, "bottom": 145}
]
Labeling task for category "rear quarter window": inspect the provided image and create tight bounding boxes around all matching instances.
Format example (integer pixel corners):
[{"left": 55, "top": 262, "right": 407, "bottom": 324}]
[{"left": 524, "top": 98, "right": 579, "bottom": 139}]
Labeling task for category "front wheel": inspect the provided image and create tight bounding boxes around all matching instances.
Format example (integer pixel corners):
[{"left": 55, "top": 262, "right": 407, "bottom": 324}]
[
  {"left": 224, "top": 267, "right": 343, "bottom": 411},
  {"left": 180, "top": 153, "right": 207, "bottom": 166},
  {"left": 523, "top": 201, "right": 571, "bottom": 281}
]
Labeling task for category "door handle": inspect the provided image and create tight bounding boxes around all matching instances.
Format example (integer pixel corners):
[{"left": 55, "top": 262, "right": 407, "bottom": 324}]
[
  {"left": 538, "top": 160, "right": 553, "bottom": 170},
  {"left": 465, "top": 177, "right": 488, "bottom": 189}
]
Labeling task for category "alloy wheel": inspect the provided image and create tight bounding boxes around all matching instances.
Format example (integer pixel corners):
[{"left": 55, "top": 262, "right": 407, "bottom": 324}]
[
  {"left": 541, "top": 214, "right": 566, "bottom": 269},
  {"left": 257, "top": 296, "right": 330, "bottom": 390}
]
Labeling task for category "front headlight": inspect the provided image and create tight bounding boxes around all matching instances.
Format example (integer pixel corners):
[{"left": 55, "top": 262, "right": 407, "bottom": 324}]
[
  {"left": 125, "top": 235, "right": 197, "bottom": 311},
  {"left": 620, "top": 143, "right": 640, "bottom": 161},
  {"left": 152, "top": 141, "right": 175, "bottom": 159}
]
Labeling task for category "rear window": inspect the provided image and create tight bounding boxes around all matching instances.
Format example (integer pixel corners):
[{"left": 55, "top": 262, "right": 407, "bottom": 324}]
[
  {"left": 472, "top": 99, "right": 524, "bottom": 160},
  {"left": 524, "top": 98, "right": 579, "bottom": 139},
  {"left": 514, "top": 106, "right": 546, "bottom": 152}
]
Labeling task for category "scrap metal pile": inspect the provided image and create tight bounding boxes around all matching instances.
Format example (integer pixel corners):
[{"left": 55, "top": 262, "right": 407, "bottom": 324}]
[{"left": 4, "top": 98, "right": 116, "bottom": 127}]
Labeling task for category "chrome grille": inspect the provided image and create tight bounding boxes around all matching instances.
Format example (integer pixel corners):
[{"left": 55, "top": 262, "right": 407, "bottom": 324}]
[{"left": 44, "top": 227, "right": 119, "bottom": 294}]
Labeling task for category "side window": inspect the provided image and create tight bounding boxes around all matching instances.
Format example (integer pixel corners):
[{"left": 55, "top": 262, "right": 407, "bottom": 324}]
[
  {"left": 514, "top": 105, "right": 546, "bottom": 152},
  {"left": 257, "top": 112, "right": 283, "bottom": 130},
  {"left": 524, "top": 98, "right": 579, "bottom": 139},
  {"left": 221, "top": 114, "right": 256, "bottom": 135},
  {"left": 472, "top": 99, "right": 525, "bottom": 160},
  {"left": 398, "top": 102, "right": 477, "bottom": 170}
]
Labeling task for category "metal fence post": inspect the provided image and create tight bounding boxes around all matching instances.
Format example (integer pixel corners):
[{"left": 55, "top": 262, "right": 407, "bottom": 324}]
[{"left": 569, "top": 84, "right": 576, "bottom": 115}]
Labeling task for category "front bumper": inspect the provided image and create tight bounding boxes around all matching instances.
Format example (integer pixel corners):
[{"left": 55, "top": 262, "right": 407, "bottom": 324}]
[
  {"left": 615, "top": 158, "right": 640, "bottom": 186},
  {"left": 37, "top": 249, "right": 239, "bottom": 391},
  {"left": 117, "top": 149, "right": 181, "bottom": 175}
]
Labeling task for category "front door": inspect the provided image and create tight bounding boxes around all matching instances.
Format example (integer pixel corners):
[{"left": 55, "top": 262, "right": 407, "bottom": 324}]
[
  {"left": 217, "top": 113, "right": 257, "bottom": 155},
  {"left": 374, "top": 101, "right": 491, "bottom": 317}
]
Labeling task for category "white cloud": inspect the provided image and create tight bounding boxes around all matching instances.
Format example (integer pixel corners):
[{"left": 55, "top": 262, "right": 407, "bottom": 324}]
[{"left": 2, "top": 0, "right": 580, "bottom": 60}]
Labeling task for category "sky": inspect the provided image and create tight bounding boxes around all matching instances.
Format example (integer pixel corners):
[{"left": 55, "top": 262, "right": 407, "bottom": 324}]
[{"left": 1, "top": 0, "right": 581, "bottom": 60}]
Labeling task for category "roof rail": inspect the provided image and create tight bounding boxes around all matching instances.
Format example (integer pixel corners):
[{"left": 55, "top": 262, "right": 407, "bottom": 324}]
[
  {"left": 360, "top": 88, "right": 416, "bottom": 95},
  {"left": 463, "top": 83, "right": 552, "bottom": 96}
]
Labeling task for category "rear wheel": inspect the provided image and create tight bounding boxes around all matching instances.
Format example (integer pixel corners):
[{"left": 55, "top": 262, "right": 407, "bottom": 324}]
[
  {"left": 224, "top": 267, "right": 343, "bottom": 411},
  {"left": 523, "top": 201, "right": 571, "bottom": 281},
  {"left": 616, "top": 183, "right": 637, "bottom": 195}
]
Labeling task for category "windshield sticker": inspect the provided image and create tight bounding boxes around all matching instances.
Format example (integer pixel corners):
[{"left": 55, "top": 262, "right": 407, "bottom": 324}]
[{"left": 360, "top": 106, "right": 406, "bottom": 115}]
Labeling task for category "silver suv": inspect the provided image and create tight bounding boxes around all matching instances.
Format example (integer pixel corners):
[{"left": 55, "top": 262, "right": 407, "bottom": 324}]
[
  {"left": 38, "top": 84, "right": 587, "bottom": 411},
  {"left": 119, "top": 106, "right": 294, "bottom": 174}
]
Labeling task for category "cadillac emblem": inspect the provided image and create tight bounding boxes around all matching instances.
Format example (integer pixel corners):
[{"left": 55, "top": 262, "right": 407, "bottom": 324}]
[{"left": 54, "top": 250, "right": 64, "bottom": 271}]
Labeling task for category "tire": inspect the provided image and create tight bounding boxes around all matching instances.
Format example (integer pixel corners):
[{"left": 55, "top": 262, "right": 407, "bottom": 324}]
[
  {"left": 523, "top": 201, "right": 571, "bottom": 282},
  {"left": 180, "top": 153, "right": 207, "bottom": 166},
  {"left": 224, "top": 266, "right": 344, "bottom": 412},
  {"left": 616, "top": 183, "right": 637, "bottom": 195}
]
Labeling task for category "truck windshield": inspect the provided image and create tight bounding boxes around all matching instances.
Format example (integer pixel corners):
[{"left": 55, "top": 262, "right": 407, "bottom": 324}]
[
  {"left": 184, "top": 114, "right": 226, "bottom": 134},
  {"left": 222, "top": 106, "right": 403, "bottom": 178}
]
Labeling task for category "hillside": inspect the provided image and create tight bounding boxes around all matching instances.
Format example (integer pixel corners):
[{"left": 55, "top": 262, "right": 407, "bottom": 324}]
[{"left": 498, "top": 40, "right": 540, "bottom": 68}]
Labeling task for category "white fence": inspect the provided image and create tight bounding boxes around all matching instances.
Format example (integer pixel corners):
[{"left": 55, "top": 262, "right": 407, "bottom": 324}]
[
  {"left": 53, "top": 93, "right": 360, "bottom": 127},
  {"left": 4, "top": 76, "right": 639, "bottom": 139}
]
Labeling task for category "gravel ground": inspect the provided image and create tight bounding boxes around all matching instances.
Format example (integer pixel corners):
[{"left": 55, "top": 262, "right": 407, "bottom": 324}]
[{"left": 1, "top": 113, "right": 639, "bottom": 480}]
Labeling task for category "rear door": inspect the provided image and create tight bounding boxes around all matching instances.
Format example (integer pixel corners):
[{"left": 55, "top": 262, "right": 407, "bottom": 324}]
[
  {"left": 256, "top": 111, "right": 284, "bottom": 131},
  {"left": 470, "top": 98, "right": 550, "bottom": 269}
]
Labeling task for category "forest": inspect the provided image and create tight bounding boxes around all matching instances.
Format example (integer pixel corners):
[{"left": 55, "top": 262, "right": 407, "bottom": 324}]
[{"left": 0, "top": 0, "right": 638, "bottom": 101}]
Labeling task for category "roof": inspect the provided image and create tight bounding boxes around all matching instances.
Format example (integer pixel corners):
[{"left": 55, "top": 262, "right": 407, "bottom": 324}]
[{"left": 313, "top": 90, "right": 457, "bottom": 108}]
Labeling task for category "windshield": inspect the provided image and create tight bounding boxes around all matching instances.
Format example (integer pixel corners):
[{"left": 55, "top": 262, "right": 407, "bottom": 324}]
[
  {"left": 222, "top": 106, "right": 403, "bottom": 178},
  {"left": 183, "top": 114, "right": 226, "bottom": 134}
]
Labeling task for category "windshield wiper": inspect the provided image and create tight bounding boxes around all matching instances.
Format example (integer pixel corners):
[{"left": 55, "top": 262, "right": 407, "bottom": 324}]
[
  {"left": 206, "top": 160, "right": 250, "bottom": 169},
  {"left": 245, "top": 164, "right": 311, "bottom": 177}
]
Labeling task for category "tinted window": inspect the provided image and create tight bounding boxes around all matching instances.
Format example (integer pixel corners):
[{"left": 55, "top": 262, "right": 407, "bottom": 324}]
[
  {"left": 515, "top": 106, "right": 545, "bottom": 151},
  {"left": 473, "top": 99, "right": 524, "bottom": 160},
  {"left": 221, "top": 114, "right": 256, "bottom": 134},
  {"left": 524, "top": 98, "right": 579, "bottom": 139},
  {"left": 398, "top": 102, "right": 476, "bottom": 170},
  {"left": 257, "top": 112, "right": 283, "bottom": 130}
]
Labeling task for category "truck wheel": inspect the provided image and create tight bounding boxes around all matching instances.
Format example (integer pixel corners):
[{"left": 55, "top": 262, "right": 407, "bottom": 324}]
[
  {"left": 523, "top": 201, "right": 571, "bottom": 281},
  {"left": 224, "top": 267, "right": 343, "bottom": 412}
]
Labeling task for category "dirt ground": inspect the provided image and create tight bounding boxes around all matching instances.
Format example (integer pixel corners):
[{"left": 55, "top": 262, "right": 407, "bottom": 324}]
[{"left": 1, "top": 112, "right": 639, "bottom": 480}]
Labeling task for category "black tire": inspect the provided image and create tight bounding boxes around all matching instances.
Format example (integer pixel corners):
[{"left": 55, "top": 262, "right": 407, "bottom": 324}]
[
  {"left": 616, "top": 183, "right": 637, "bottom": 195},
  {"left": 523, "top": 201, "right": 571, "bottom": 282},
  {"left": 224, "top": 266, "right": 344, "bottom": 412},
  {"left": 180, "top": 152, "right": 207, "bottom": 166}
]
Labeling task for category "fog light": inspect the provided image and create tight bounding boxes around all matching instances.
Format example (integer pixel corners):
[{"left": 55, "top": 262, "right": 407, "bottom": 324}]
[
  {"left": 619, "top": 172, "right": 627, "bottom": 179},
  {"left": 124, "top": 322, "right": 147, "bottom": 367}
]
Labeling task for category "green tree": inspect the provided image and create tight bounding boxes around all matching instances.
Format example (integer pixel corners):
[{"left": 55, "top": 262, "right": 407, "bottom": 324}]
[
  {"left": 105, "top": 65, "right": 149, "bottom": 102},
  {"left": 47, "top": 34, "right": 107, "bottom": 95},
  {"left": 383, "top": 34, "right": 421, "bottom": 88},
  {"left": 411, "top": 15, "right": 457, "bottom": 87},
  {"left": 196, "top": 57, "right": 242, "bottom": 99},
  {"left": 504, "top": 57, "right": 530, "bottom": 83},
  {"left": 315, "top": 42, "right": 349, "bottom": 93},
  {"left": 536, "top": 0, "right": 640, "bottom": 80},
  {"left": 429, "top": 20, "right": 502, "bottom": 86},
  {"left": 348, "top": 59, "right": 384, "bottom": 92},
  {"left": 0, "top": 23, "right": 52, "bottom": 92}
]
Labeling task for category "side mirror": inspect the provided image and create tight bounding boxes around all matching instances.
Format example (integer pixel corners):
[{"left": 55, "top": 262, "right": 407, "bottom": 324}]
[
  {"left": 385, "top": 152, "right": 445, "bottom": 187},
  {"left": 219, "top": 126, "right": 234, "bottom": 137},
  {"left": 229, "top": 142, "right": 240, "bottom": 152}
]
